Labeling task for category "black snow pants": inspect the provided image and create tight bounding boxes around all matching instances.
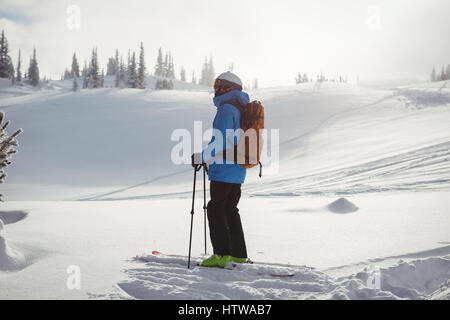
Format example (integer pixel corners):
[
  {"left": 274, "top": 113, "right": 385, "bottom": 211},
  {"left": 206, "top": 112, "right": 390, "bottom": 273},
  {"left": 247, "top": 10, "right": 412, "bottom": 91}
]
[{"left": 207, "top": 180, "right": 247, "bottom": 258}]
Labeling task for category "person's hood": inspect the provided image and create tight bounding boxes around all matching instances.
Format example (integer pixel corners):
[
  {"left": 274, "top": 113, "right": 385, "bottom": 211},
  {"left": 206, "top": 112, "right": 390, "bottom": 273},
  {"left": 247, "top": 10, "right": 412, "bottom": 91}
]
[{"left": 213, "top": 90, "right": 250, "bottom": 108}]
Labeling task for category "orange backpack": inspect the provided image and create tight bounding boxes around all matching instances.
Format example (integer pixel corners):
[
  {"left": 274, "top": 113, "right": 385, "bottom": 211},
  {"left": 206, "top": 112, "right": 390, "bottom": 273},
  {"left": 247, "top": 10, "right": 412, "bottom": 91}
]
[{"left": 223, "top": 100, "right": 264, "bottom": 177}]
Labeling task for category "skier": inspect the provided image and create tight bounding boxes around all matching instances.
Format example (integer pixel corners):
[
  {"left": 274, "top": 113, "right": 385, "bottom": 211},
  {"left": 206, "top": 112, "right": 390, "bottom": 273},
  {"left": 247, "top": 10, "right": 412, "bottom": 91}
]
[{"left": 192, "top": 71, "right": 249, "bottom": 268}]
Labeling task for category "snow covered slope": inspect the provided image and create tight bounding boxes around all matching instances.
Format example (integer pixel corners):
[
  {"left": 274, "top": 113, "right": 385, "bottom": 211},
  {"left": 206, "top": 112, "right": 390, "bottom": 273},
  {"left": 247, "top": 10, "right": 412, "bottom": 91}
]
[
  {"left": 1, "top": 76, "right": 212, "bottom": 200},
  {"left": 0, "top": 79, "right": 449, "bottom": 299},
  {"left": 2, "top": 80, "right": 450, "bottom": 200}
]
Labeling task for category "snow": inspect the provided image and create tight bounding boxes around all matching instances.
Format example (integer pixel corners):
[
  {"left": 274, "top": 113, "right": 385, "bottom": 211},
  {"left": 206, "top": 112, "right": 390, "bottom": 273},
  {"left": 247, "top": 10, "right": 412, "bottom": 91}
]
[
  {"left": 0, "top": 193, "right": 448, "bottom": 299},
  {"left": 121, "top": 250, "right": 450, "bottom": 300},
  {"left": 326, "top": 198, "right": 358, "bottom": 214},
  {"left": 0, "top": 78, "right": 449, "bottom": 299},
  {"left": 0, "top": 211, "right": 29, "bottom": 271}
]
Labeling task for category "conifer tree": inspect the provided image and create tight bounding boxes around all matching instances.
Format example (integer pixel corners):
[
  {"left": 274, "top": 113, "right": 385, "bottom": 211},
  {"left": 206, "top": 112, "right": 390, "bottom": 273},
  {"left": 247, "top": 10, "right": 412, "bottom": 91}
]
[
  {"left": 199, "top": 55, "right": 215, "bottom": 86},
  {"left": 16, "top": 49, "right": 22, "bottom": 83},
  {"left": 127, "top": 52, "right": 137, "bottom": 88},
  {"left": 115, "top": 61, "right": 121, "bottom": 88},
  {"left": 114, "top": 50, "right": 120, "bottom": 87},
  {"left": 0, "top": 112, "right": 22, "bottom": 201},
  {"left": 180, "top": 66, "right": 186, "bottom": 82},
  {"left": 119, "top": 56, "right": 126, "bottom": 87},
  {"left": 0, "top": 30, "right": 14, "bottom": 79},
  {"left": 81, "top": 60, "right": 88, "bottom": 77},
  {"left": 431, "top": 65, "right": 436, "bottom": 82},
  {"left": 106, "top": 57, "right": 116, "bottom": 76},
  {"left": 71, "top": 53, "right": 80, "bottom": 78},
  {"left": 82, "top": 60, "right": 90, "bottom": 88},
  {"left": 115, "top": 50, "right": 119, "bottom": 69},
  {"left": 89, "top": 48, "right": 101, "bottom": 88},
  {"left": 137, "top": 42, "right": 146, "bottom": 89},
  {"left": 9, "top": 62, "right": 15, "bottom": 85},
  {"left": 191, "top": 70, "right": 196, "bottom": 84},
  {"left": 82, "top": 68, "right": 90, "bottom": 88},
  {"left": 64, "top": 68, "right": 71, "bottom": 80},
  {"left": 72, "top": 74, "right": 79, "bottom": 92},
  {"left": 167, "top": 53, "right": 175, "bottom": 79},
  {"left": 155, "top": 48, "right": 164, "bottom": 77},
  {"left": 28, "top": 47, "right": 40, "bottom": 87},
  {"left": 163, "top": 53, "right": 169, "bottom": 78},
  {"left": 440, "top": 66, "right": 446, "bottom": 81},
  {"left": 303, "top": 73, "right": 308, "bottom": 83},
  {"left": 114, "top": 49, "right": 120, "bottom": 88}
]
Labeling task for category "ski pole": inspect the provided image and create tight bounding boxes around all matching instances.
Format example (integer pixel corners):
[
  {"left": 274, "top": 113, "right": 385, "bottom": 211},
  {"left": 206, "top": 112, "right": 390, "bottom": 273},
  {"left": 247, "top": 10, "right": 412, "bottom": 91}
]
[
  {"left": 202, "top": 164, "right": 208, "bottom": 255},
  {"left": 188, "top": 164, "right": 202, "bottom": 269}
]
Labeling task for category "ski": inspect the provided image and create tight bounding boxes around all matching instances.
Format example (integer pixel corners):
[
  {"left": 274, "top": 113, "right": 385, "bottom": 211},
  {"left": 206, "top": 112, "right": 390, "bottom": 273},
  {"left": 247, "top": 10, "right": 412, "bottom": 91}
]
[
  {"left": 262, "top": 273, "right": 295, "bottom": 278},
  {"left": 134, "top": 251, "right": 296, "bottom": 278},
  {"left": 198, "top": 262, "right": 295, "bottom": 277}
]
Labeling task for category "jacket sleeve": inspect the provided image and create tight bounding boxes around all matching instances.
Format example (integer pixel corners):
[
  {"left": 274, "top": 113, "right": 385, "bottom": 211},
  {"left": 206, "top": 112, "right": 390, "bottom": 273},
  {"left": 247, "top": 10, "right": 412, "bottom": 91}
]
[{"left": 202, "top": 106, "right": 235, "bottom": 164}]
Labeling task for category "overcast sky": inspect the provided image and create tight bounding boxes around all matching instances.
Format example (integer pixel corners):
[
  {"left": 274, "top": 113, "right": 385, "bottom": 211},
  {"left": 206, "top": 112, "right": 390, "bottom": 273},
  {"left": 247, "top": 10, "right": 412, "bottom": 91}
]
[{"left": 1, "top": 0, "right": 449, "bottom": 87}]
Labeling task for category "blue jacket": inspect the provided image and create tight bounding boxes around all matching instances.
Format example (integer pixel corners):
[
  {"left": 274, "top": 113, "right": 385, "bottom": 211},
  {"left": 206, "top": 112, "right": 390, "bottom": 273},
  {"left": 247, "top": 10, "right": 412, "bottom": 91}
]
[{"left": 202, "top": 90, "right": 249, "bottom": 184}]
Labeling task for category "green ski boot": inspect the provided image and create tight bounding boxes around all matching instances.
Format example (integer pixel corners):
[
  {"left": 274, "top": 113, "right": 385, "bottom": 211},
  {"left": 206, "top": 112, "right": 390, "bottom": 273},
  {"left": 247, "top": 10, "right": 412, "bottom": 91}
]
[
  {"left": 201, "top": 255, "right": 232, "bottom": 268},
  {"left": 231, "top": 257, "right": 247, "bottom": 264}
]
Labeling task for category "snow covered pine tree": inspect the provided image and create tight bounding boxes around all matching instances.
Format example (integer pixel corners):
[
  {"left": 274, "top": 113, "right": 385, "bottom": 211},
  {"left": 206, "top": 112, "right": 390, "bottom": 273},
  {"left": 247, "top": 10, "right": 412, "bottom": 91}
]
[{"left": 0, "top": 112, "right": 22, "bottom": 201}]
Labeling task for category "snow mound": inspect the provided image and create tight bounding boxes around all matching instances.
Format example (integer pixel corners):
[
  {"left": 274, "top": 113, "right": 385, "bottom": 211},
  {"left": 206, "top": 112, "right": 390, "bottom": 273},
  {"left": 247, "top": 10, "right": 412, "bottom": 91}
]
[
  {"left": 0, "top": 232, "right": 27, "bottom": 271},
  {"left": 327, "top": 198, "right": 359, "bottom": 213},
  {"left": 379, "top": 256, "right": 450, "bottom": 299},
  {"left": 0, "top": 211, "right": 30, "bottom": 271},
  {"left": 0, "top": 210, "right": 28, "bottom": 225}
]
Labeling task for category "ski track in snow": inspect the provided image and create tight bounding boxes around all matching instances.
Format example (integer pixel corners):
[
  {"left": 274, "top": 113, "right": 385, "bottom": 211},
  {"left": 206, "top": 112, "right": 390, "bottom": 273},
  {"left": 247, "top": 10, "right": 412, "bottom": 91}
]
[
  {"left": 279, "top": 94, "right": 394, "bottom": 147},
  {"left": 246, "top": 140, "right": 450, "bottom": 197},
  {"left": 114, "top": 249, "right": 450, "bottom": 300},
  {"left": 83, "top": 139, "right": 450, "bottom": 201},
  {"left": 0, "top": 90, "right": 70, "bottom": 110},
  {"left": 78, "top": 168, "right": 191, "bottom": 201}
]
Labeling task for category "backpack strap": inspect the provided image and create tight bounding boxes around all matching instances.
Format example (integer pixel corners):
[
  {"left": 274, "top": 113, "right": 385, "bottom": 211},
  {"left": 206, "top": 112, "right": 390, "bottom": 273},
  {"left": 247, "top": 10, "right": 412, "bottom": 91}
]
[{"left": 221, "top": 100, "right": 241, "bottom": 163}]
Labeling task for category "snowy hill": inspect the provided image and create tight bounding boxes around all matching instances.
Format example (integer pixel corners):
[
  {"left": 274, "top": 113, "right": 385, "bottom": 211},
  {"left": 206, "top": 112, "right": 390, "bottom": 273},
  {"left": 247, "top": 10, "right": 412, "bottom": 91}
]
[
  {"left": 0, "top": 79, "right": 449, "bottom": 299},
  {"left": 2, "top": 79, "right": 449, "bottom": 200}
]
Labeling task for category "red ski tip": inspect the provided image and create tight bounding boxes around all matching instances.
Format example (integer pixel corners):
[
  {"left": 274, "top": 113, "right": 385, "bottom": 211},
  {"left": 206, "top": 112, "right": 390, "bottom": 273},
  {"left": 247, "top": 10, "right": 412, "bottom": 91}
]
[{"left": 152, "top": 250, "right": 162, "bottom": 255}]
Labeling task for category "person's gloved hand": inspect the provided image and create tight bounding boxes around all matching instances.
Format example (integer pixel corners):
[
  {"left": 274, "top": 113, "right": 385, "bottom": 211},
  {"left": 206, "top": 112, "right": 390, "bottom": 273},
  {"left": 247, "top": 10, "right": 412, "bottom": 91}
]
[{"left": 191, "top": 153, "right": 203, "bottom": 168}]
